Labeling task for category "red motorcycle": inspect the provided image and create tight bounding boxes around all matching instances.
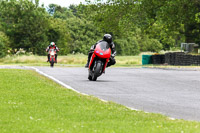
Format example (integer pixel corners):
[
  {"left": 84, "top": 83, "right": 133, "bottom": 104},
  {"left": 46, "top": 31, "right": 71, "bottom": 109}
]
[
  {"left": 49, "top": 49, "right": 56, "bottom": 67},
  {"left": 88, "top": 41, "right": 111, "bottom": 81}
]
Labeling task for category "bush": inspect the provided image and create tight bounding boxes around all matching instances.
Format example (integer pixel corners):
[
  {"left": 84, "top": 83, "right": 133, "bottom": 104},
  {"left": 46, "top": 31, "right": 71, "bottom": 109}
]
[
  {"left": 138, "top": 36, "right": 163, "bottom": 52},
  {"left": 0, "top": 32, "right": 10, "bottom": 58},
  {"left": 146, "top": 39, "right": 163, "bottom": 52},
  {"left": 115, "top": 37, "right": 140, "bottom": 56}
]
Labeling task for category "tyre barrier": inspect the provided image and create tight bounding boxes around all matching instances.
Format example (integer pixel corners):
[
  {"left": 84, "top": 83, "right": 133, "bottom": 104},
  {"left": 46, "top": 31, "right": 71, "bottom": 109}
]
[
  {"left": 143, "top": 52, "right": 200, "bottom": 66},
  {"left": 152, "top": 52, "right": 200, "bottom": 66},
  {"left": 192, "top": 55, "right": 200, "bottom": 65},
  {"left": 152, "top": 55, "right": 165, "bottom": 64}
]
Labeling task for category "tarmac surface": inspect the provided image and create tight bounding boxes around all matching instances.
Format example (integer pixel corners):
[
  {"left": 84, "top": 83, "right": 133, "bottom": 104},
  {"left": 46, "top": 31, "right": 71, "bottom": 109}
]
[
  {"left": 34, "top": 66, "right": 200, "bottom": 121},
  {"left": 2, "top": 65, "right": 200, "bottom": 121}
]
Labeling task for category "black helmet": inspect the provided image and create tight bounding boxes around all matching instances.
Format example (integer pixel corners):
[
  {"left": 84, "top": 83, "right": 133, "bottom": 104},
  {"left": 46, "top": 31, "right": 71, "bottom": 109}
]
[{"left": 103, "top": 34, "right": 112, "bottom": 43}]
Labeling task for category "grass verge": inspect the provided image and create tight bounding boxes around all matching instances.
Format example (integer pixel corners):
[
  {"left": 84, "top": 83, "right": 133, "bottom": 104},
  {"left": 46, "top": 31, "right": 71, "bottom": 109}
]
[
  {"left": 0, "top": 54, "right": 142, "bottom": 67},
  {"left": 0, "top": 69, "right": 200, "bottom": 132}
]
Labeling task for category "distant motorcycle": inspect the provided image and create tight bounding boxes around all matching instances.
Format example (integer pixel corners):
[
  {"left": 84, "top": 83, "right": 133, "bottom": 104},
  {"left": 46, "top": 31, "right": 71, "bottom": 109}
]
[
  {"left": 88, "top": 41, "right": 111, "bottom": 81},
  {"left": 49, "top": 49, "right": 56, "bottom": 67}
]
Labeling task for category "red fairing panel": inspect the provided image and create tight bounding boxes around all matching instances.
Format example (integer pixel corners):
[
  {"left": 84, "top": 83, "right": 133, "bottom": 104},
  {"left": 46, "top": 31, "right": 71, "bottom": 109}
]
[
  {"left": 102, "top": 58, "right": 110, "bottom": 72},
  {"left": 89, "top": 53, "right": 96, "bottom": 69}
]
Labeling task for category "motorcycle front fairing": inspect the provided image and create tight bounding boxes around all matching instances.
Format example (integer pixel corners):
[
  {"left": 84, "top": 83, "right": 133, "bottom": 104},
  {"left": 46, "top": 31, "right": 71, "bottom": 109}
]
[
  {"left": 94, "top": 42, "right": 111, "bottom": 59},
  {"left": 49, "top": 49, "right": 56, "bottom": 62},
  {"left": 48, "top": 48, "right": 57, "bottom": 54},
  {"left": 88, "top": 41, "right": 111, "bottom": 72},
  {"left": 89, "top": 53, "right": 96, "bottom": 69}
]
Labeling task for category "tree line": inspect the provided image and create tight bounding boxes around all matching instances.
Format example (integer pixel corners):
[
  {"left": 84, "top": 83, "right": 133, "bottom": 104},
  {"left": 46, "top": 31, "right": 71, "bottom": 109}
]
[{"left": 0, "top": 0, "right": 200, "bottom": 57}]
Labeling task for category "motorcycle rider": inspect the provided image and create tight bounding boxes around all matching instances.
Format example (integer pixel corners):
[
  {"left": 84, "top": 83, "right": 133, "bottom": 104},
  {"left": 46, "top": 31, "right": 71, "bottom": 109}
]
[
  {"left": 85, "top": 34, "right": 116, "bottom": 68},
  {"left": 46, "top": 42, "right": 59, "bottom": 63}
]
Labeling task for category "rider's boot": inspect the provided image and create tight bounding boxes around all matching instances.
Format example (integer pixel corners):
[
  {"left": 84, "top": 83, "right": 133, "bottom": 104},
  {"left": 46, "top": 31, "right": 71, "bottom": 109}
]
[
  {"left": 47, "top": 54, "right": 50, "bottom": 62},
  {"left": 55, "top": 55, "right": 57, "bottom": 63},
  {"left": 85, "top": 60, "right": 89, "bottom": 68},
  {"left": 85, "top": 53, "right": 92, "bottom": 68}
]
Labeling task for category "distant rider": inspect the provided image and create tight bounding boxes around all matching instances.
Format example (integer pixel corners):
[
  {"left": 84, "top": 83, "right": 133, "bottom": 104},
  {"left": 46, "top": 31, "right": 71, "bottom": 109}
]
[
  {"left": 46, "top": 42, "right": 59, "bottom": 63},
  {"left": 85, "top": 34, "right": 116, "bottom": 68}
]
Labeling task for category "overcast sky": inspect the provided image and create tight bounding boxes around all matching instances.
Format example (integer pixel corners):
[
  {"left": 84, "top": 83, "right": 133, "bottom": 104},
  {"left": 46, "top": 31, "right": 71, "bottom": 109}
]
[{"left": 39, "top": 0, "right": 88, "bottom": 7}]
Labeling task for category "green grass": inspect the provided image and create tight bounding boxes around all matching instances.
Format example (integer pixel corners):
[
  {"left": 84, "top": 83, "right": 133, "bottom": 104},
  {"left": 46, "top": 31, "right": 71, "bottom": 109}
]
[
  {"left": 2, "top": 54, "right": 200, "bottom": 70},
  {"left": 0, "top": 54, "right": 142, "bottom": 67},
  {"left": 0, "top": 69, "right": 200, "bottom": 132}
]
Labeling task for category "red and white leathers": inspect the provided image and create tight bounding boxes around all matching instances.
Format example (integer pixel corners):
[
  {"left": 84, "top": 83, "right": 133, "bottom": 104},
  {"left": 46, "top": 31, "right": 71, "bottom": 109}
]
[{"left": 46, "top": 45, "right": 59, "bottom": 62}]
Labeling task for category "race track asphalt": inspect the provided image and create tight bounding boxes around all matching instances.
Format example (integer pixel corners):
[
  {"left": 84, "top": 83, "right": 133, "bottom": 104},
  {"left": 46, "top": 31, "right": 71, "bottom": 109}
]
[{"left": 33, "top": 66, "right": 200, "bottom": 121}]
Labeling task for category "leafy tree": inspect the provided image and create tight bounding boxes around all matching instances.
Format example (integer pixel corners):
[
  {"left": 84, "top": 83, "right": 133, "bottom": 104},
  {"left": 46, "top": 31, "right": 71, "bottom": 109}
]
[
  {"left": 66, "top": 16, "right": 103, "bottom": 54},
  {"left": 0, "top": 0, "right": 49, "bottom": 55},
  {"left": 85, "top": 0, "right": 200, "bottom": 52},
  {"left": 83, "top": 0, "right": 142, "bottom": 36},
  {"left": 47, "top": 4, "right": 104, "bottom": 54},
  {"left": 47, "top": 18, "right": 71, "bottom": 55},
  {"left": 83, "top": 1, "right": 159, "bottom": 53},
  {"left": 115, "top": 36, "right": 140, "bottom": 55},
  {"left": 0, "top": 31, "right": 10, "bottom": 57},
  {"left": 139, "top": 0, "right": 200, "bottom": 43},
  {"left": 3, "top": 0, "right": 193, "bottom": 56}
]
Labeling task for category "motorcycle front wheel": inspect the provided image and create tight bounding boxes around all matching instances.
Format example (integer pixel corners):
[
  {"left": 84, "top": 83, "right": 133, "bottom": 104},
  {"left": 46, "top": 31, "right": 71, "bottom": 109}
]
[
  {"left": 50, "top": 62, "right": 54, "bottom": 67},
  {"left": 88, "top": 72, "right": 92, "bottom": 80},
  {"left": 92, "top": 61, "right": 102, "bottom": 81}
]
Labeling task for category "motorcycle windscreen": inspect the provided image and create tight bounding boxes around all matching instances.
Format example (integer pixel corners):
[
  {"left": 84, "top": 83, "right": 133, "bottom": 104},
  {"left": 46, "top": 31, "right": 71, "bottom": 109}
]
[
  {"left": 99, "top": 41, "right": 110, "bottom": 51},
  {"left": 50, "top": 52, "right": 54, "bottom": 56},
  {"left": 49, "top": 49, "right": 55, "bottom": 55}
]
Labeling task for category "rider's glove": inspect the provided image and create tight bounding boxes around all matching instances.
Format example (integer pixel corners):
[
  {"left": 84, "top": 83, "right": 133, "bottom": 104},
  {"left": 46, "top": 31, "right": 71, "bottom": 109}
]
[{"left": 111, "top": 51, "right": 116, "bottom": 58}]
